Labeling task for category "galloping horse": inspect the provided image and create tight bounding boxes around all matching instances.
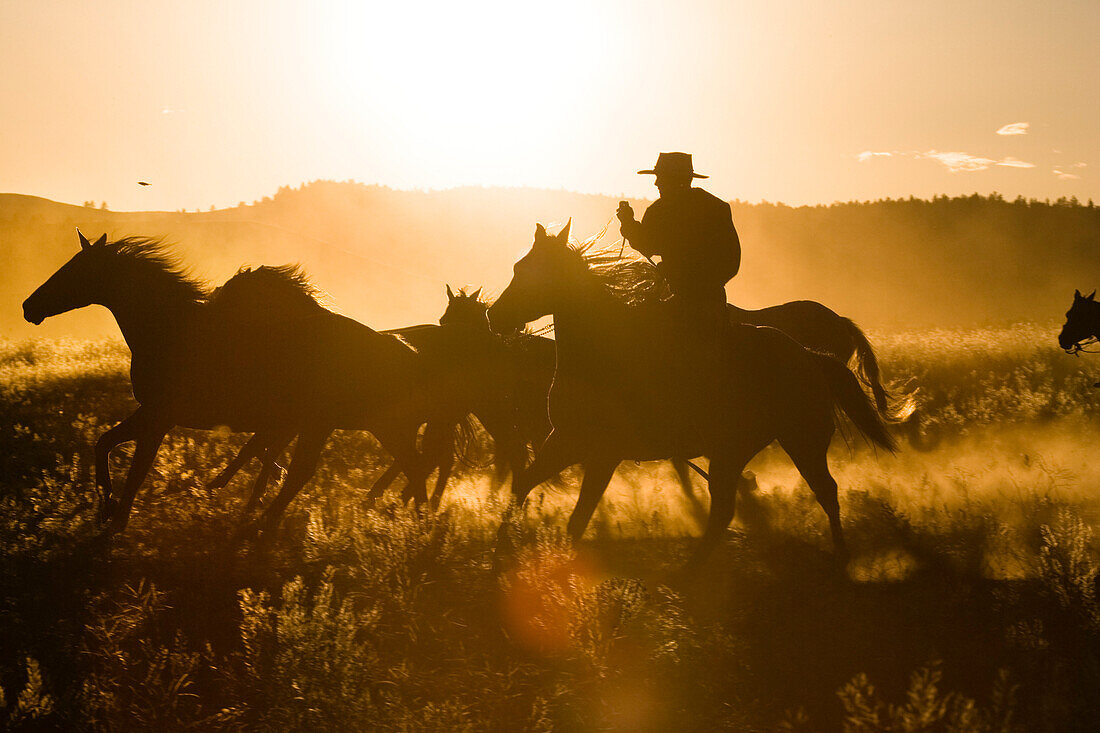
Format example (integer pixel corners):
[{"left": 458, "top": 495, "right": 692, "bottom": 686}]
[
  {"left": 22, "top": 233, "right": 459, "bottom": 538},
  {"left": 487, "top": 223, "right": 901, "bottom": 568},
  {"left": 1059, "top": 289, "right": 1100, "bottom": 387},
  {"left": 430, "top": 282, "right": 909, "bottom": 506}
]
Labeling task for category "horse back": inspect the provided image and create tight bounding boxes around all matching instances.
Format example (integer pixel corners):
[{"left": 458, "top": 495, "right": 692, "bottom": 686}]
[{"left": 731, "top": 300, "right": 855, "bottom": 361}]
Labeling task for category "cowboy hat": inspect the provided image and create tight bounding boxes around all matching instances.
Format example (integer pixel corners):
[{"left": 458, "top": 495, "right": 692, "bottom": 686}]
[{"left": 637, "top": 152, "right": 708, "bottom": 178}]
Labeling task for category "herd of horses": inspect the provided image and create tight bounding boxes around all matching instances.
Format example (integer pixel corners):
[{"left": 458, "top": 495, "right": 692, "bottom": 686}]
[{"left": 21, "top": 226, "right": 1096, "bottom": 569}]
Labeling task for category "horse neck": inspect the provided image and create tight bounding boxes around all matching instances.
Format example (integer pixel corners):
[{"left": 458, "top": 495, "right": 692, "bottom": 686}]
[
  {"left": 100, "top": 271, "right": 203, "bottom": 359},
  {"left": 1089, "top": 301, "right": 1100, "bottom": 336},
  {"left": 550, "top": 271, "right": 633, "bottom": 372}
]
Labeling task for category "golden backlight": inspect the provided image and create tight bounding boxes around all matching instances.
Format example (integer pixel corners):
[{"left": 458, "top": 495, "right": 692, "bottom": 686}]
[{"left": 311, "top": 1, "right": 614, "bottom": 187}]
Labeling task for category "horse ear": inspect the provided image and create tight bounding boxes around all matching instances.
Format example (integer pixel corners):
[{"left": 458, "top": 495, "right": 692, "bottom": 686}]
[
  {"left": 93, "top": 234, "right": 107, "bottom": 248},
  {"left": 471, "top": 287, "right": 482, "bottom": 301},
  {"left": 559, "top": 219, "right": 572, "bottom": 241},
  {"left": 77, "top": 228, "right": 91, "bottom": 250},
  {"left": 535, "top": 223, "right": 547, "bottom": 240},
  {"left": 1076, "top": 289, "right": 1083, "bottom": 299},
  {"left": 446, "top": 284, "right": 455, "bottom": 300},
  {"left": 1089, "top": 290, "right": 1096, "bottom": 301}
]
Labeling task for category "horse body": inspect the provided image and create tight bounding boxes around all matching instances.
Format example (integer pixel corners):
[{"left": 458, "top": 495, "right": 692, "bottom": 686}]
[
  {"left": 543, "top": 275, "right": 859, "bottom": 460},
  {"left": 488, "top": 223, "right": 898, "bottom": 568}
]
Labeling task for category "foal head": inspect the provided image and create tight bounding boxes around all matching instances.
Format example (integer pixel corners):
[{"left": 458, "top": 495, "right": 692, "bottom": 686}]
[{"left": 439, "top": 285, "right": 489, "bottom": 332}]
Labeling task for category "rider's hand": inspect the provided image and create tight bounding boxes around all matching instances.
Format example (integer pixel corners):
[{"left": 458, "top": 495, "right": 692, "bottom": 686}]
[{"left": 616, "top": 201, "right": 635, "bottom": 225}]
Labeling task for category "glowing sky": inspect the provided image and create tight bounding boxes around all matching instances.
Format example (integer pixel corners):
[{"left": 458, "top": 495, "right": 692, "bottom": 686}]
[{"left": 1, "top": 0, "right": 1097, "bottom": 211}]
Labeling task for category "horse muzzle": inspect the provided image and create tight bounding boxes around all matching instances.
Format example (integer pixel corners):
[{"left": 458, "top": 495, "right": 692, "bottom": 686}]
[{"left": 22, "top": 300, "right": 45, "bottom": 326}]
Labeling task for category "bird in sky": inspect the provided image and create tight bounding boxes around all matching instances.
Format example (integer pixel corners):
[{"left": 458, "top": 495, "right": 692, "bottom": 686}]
[{"left": 138, "top": 181, "right": 151, "bottom": 186}]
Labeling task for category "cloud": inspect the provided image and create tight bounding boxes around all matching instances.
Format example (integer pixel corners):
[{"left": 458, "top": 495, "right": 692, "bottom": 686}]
[
  {"left": 857, "top": 150, "right": 896, "bottom": 162},
  {"left": 856, "top": 149, "right": 1035, "bottom": 173},
  {"left": 923, "top": 151, "right": 998, "bottom": 172},
  {"left": 1053, "top": 169, "right": 1081, "bottom": 180},
  {"left": 1072, "top": 162, "right": 1087, "bottom": 168},
  {"left": 996, "top": 122, "right": 1029, "bottom": 136}
]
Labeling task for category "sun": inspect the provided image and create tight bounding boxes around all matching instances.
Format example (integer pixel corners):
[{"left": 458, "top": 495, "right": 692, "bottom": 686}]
[{"left": 309, "top": 0, "right": 613, "bottom": 188}]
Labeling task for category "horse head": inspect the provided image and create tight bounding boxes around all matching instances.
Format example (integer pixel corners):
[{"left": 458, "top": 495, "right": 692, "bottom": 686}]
[
  {"left": 23, "top": 229, "right": 109, "bottom": 325},
  {"left": 488, "top": 220, "right": 574, "bottom": 334},
  {"left": 439, "top": 284, "right": 489, "bottom": 332},
  {"left": 1059, "top": 289, "right": 1098, "bottom": 353}
]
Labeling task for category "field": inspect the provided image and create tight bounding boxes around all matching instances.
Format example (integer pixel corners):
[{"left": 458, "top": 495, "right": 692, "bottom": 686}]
[{"left": 1, "top": 325, "right": 1098, "bottom": 731}]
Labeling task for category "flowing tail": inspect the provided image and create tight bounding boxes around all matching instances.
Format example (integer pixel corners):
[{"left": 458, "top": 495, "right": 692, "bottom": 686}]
[
  {"left": 841, "top": 317, "right": 917, "bottom": 423},
  {"left": 814, "top": 353, "right": 898, "bottom": 453}
]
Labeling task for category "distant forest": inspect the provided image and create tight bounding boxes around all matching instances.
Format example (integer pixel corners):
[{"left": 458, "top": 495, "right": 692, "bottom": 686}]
[{"left": 2, "top": 182, "right": 1097, "bottom": 338}]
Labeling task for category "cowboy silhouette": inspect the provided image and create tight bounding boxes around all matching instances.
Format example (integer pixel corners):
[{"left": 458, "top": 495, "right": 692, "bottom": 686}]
[
  {"left": 617, "top": 153, "right": 741, "bottom": 435},
  {"left": 617, "top": 153, "right": 740, "bottom": 322}
]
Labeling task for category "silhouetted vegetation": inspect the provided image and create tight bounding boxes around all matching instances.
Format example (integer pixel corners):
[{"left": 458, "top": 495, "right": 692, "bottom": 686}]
[
  {"left": 1, "top": 331, "right": 1097, "bottom": 730},
  {"left": 2, "top": 186, "right": 1097, "bottom": 341}
]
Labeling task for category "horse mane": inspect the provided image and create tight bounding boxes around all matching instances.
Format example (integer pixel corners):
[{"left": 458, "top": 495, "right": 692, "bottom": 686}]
[
  {"left": 567, "top": 236, "right": 671, "bottom": 307},
  {"left": 105, "top": 237, "right": 210, "bottom": 302},
  {"left": 210, "top": 264, "right": 326, "bottom": 315}
]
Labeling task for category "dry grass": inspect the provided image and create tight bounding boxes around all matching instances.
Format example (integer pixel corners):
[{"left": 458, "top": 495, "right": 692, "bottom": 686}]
[{"left": 0, "top": 329, "right": 1097, "bottom": 731}]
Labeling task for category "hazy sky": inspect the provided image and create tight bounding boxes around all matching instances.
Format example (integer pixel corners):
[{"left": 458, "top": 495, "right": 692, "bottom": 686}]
[{"left": 2, "top": 0, "right": 1097, "bottom": 211}]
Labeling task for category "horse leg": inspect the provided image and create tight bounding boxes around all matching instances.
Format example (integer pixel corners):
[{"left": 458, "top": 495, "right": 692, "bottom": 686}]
[
  {"left": 243, "top": 432, "right": 295, "bottom": 514},
  {"left": 779, "top": 431, "right": 848, "bottom": 565},
  {"left": 502, "top": 438, "right": 531, "bottom": 490},
  {"left": 671, "top": 458, "right": 707, "bottom": 531},
  {"left": 209, "top": 433, "right": 268, "bottom": 490},
  {"left": 477, "top": 412, "right": 528, "bottom": 492},
  {"left": 494, "top": 431, "right": 578, "bottom": 569},
  {"left": 374, "top": 423, "right": 431, "bottom": 506},
  {"left": 366, "top": 462, "right": 402, "bottom": 502},
  {"left": 109, "top": 423, "right": 170, "bottom": 532},
  {"left": 94, "top": 408, "right": 150, "bottom": 524},
  {"left": 683, "top": 451, "right": 753, "bottom": 571},
  {"left": 254, "top": 429, "right": 331, "bottom": 543},
  {"left": 422, "top": 419, "right": 456, "bottom": 510},
  {"left": 566, "top": 457, "right": 619, "bottom": 543},
  {"left": 509, "top": 431, "right": 576, "bottom": 508}
]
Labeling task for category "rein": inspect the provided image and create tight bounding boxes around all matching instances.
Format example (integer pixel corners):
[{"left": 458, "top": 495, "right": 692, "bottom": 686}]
[{"left": 1065, "top": 335, "right": 1100, "bottom": 355}]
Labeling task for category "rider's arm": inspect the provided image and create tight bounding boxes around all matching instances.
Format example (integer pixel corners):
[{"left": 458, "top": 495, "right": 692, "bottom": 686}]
[{"left": 624, "top": 204, "right": 661, "bottom": 258}]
